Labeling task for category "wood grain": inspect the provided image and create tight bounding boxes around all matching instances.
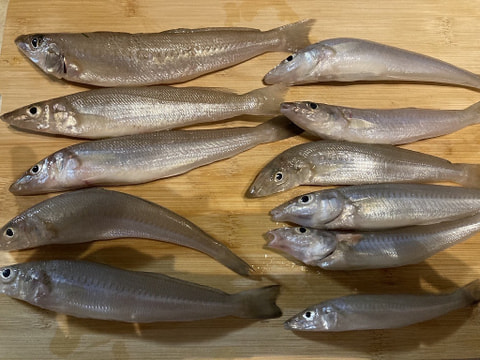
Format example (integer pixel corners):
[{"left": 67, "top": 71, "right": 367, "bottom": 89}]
[{"left": 0, "top": 1, "right": 480, "bottom": 359}]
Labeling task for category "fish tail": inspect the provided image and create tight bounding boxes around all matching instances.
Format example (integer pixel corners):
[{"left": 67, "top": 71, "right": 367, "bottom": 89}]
[
  {"left": 232, "top": 285, "right": 282, "bottom": 319},
  {"left": 255, "top": 115, "right": 304, "bottom": 143},
  {"left": 270, "top": 19, "right": 315, "bottom": 52},
  {"left": 216, "top": 250, "right": 254, "bottom": 277},
  {"left": 464, "top": 101, "right": 480, "bottom": 124},
  {"left": 460, "top": 279, "right": 480, "bottom": 303},
  {"left": 243, "top": 84, "right": 288, "bottom": 115},
  {"left": 454, "top": 163, "right": 480, "bottom": 188}
]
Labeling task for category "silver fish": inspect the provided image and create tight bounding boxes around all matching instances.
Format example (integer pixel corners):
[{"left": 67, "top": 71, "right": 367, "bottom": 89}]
[
  {"left": 15, "top": 20, "right": 314, "bottom": 86},
  {"left": 0, "top": 260, "right": 282, "bottom": 322},
  {"left": 266, "top": 213, "right": 480, "bottom": 270},
  {"left": 280, "top": 101, "right": 480, "bottom": 145},
  {"left": 284, "top": 279, "right": 480, "bottom": 331},
  {"left": 270, "top": 184, "right": 480, "bottom": 230},
  {"left": 247, "top": 140, "right": 480, "bottom": 197},
  {"left": 10, "top": 116, "right": 302, "bottom": 195},
  {"left": 264, "top": 37, "right": 480, "bottom": 88},
  {"left": 0, "top": 85, "right": 286, "bottom": 139},
  {"left": 0, "top": 188, "right": 252, "bottom": 276}
]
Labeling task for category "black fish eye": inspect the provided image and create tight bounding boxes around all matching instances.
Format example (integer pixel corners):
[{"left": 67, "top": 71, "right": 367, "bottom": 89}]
[
  {"left": 28, "top": 106, "right": 38, "bottom": 116},
  {"left": 286, "top": 55, "right": 294, "bottom": 62},
  {"left": 1, "top": 268, "right": 11, "bottom": 279},
  {"left": 299, "top": 227, "right": 307, "bottom": 233},
  {"left": 304, "top": 311, "right": 312, "bottom": 319},
  {"left": 309, "top": 102, "right": 318, "bottom": 110},
  {"left": 5, "top": 228, "right": 14, "bottom": 237},
  {"left": 30, "top": 164, "right": 40, "bottom": 174},
  {"left": 31, "top": 36, "right": 43, "bottom": 49},
  {"left": 274, "top": 172, "right": 283, "bottom": 182},
  {"left": 300, "top": 195, "right": 311, "bottom": 203}
]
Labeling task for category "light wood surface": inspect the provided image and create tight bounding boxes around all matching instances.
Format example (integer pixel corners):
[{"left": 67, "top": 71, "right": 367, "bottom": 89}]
[{"left": 1, "top": 1, "right": 480, "bottom": 359}]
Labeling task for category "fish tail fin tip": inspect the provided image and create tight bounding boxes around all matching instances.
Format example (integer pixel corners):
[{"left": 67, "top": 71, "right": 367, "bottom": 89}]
[
  {"left": 244, "top": 84, "right": 288, "bottom": 115},
  {"left": 455, "top": 163, "right": 480, "bottom": 188},
  {"left": 272, "top": 19, "right": 315, "bottom": 52},
  {"left": 234, "top": 285, "right": 282, "bottom": 319},
  {"left": 462, "top": 279, "right": 480, "bottom": 302},
  {"left": 218, "top": 253, "right": 254, "bottom": 277},
  {"left": 256, "top": 115, "right": 304, "bottom": 143}
]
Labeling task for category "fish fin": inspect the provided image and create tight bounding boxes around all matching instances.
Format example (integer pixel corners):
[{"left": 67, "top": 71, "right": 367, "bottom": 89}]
[
  {"left": 162, "top": 27, "right": 261, "bottom": 34},
  {"left": 270, "top": 19, "right": 315, "bottom": 52},
  {"left": 335, "top": 233, "right": 364, "bottom": 245},
  {"left": 343, "top": 116, "right": 376, "bottom": 130},
  {"left": 255, "top": 115, "right": 304, "bottom": 143},
  {"left": 460, "top": 279, "right": 480, "bottom": 302},
  {"left": 242, "top": 84, "right": 288, "bottom": 115},
  {"left": 453, "top": 163, "right": 480, "bottom": 188},
  {"left": 233, "top": 285, "right": 282, "bottom": 319},
  {"left": 464, "top": 101, "right": 480, "bottom": 125}
]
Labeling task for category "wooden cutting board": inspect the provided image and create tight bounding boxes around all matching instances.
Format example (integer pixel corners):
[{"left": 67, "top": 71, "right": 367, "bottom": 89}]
[{"left": 0, "top": 1, "right": 479, "bottom": 359}]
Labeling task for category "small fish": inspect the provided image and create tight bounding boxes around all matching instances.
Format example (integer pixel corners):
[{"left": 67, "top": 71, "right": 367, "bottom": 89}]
[
  {"left": 284, "top": 279, "right": 480, "bottom": 331},
  {"left": 264, "top": 38, "right": 480, "bottom": 89},
  {"left": 15, "top": 20, "right": 314, "bottom": 86},
  {"left": 247, "top": 140, "right": 480, "bottom": 197},
  {"left": 0, "top": 188, "right": 252, "bottom": 276},
  {"left": 0, "top": 260, "right": 282, "bottom": 322},
  {"left": 0, "top": 85, "right": 286, "bottom": 139},
  {"left": 270, "top": 184, "right": 480, "bottom": 230},
  {"left": 280, "top": 101, "right": 480, "bottom": 145},
  {"left": 266, "top": 213, "right": 480, "bottom": 270},
  {"left": 10, "top": 116, "right": 302, "bottom": 195}
]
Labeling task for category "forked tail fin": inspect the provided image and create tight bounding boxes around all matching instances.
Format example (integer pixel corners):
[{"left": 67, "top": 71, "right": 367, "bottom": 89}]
[
  {"left": 270, "top": 19, "right": 315, "bottom": 52},
  {"left": 233, "top": 285, "right": 282, "bottom": 319}
]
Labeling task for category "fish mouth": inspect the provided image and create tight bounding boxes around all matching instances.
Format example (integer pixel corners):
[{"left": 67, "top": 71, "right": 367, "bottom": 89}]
[
  {"left": 280, "top": 102, "right": 296, "bottom": 116},
  {"left": 263, "top": 231, "right": 280, "bottom": 249},
  {"left": 283, "top": 317, "right": 302, "bottom": 330},
  {"left": 245, "top": 182, "right": 269, "bottom": 198},
  {"left": 14, "top": 35, "right": 29, "bottom": 54},
  {"left": 263, "top": 67, "right": 283, "bottom": 85},
  {"left": 269, "top": 206, "right": 286, "bottom": 222}
]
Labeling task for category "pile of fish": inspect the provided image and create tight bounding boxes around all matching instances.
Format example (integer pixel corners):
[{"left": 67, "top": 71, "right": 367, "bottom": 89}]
[{"left": 1, "top": 19, "right": 480, "bottom": 332}]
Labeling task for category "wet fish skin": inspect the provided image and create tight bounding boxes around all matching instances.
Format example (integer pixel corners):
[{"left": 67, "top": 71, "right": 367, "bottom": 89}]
[
  {"left": 0, "top": 188, "right": 252, "bottom": 276},
  {"left": 247, "top": 140, "right": 480, "bottom": 197},
  {"left": 15, "top": 20, "right": 314, "bottom": 86},
  {"left": 0, "top": 260, "right": 282, "bottom": 322},
  {"left": 281, "top": 101, "right": 480, "bottom": 145},
  {"left": 0, "top": 85, "right": 286, "bottom": 139},
  {"left": 266, "top": 213, "right": 480, "bottom": 270},
  {"left": 284, "top": 279, "right": 480, "bottom": 331},
  {"left": 10, "top": 116, "right": 302, "bottom": 195},
  {"left": 264, "top": 37, "right": 480, "bottom": 88},
  {"left": 270, "top": 184, "right": 480, "bottom": 230}
]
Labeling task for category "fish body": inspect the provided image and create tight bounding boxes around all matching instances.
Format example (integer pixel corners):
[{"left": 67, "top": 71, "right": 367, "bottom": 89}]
[
  {"left": 1, "top": 85, "right": 286, "bottom": 138},
  {"left": 270, "top": 184, "right": 480, "bottom": 230},
  {"left": 266, "top": 213, "right": 480, "bottom": 269},
  {"left": 284, "top": 279, "right": 480, "bottom": 331},
  {"left": 0, "top": 260, "right": 281, "bottom": 322},
  {"left": 10, "top": 116, "right": 301, "bottom": 195},
  {"left": 247, "top": 140, "right": 480, "bottom": 197},
  {"left": 0, "top": 188, "right": 252, "bottom": 276},
  {"left": 264, "top": 37, "right": 480, "bottom": 88},
  {"left": 16, "top": 20, "right": 314, "bottom": 86},
  {"left": 280, "top": 101, "right": 480, "bottom": 145}
]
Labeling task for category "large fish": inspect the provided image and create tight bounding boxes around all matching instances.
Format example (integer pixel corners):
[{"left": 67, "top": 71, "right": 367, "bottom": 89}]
[
  {"left": 0, "top": 260, "right": 282, "bottom": 322},
  {"left": 284, "top": 279, "right": 480, "bottom": 331},
  {"left": 263, "top": 38, "right": 480, "bottom": 88},
  {"left": 15, "top": 20, "right": 314, "bottom": 86},
  {"left": 0, "top": 85, "right": 286, "bottom": 138},
  {"left": 0, "top": 188, "right": 252, "bottom": 276},
  {"left": 270, "top": 184, "right": 480, "bottom": 230},
  {"left": 280, "top": 101, "right": 480, "bottom": 145},
  {"left": 265, "top": 213, "right": 480, "bottom": 270},
  {"left": 10, "top": 116, "right": 302, "bottom": 195},
  {"left": 247, "top": 140, "right": 480, "bottom": 197}
]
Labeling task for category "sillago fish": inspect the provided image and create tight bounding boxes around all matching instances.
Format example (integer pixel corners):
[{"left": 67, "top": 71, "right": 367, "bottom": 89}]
[
  {"left": 10, "top": 116, "right": 302, "bottom": 195},
  {"left": 0, "top": 188, "right": 252, "bottom": 276},
  {"left": 280, "top": 101, "right": 480, "bottom": 145},
  {"left": 0, "top": 85, "right": 286, "bottom": 139},
  {"left": 265, "top": 213, "right": 480, "bottom": 270},
  {"left": 247, "top": 140, "right": 480, "bottom": 197},
  {"left": 15, "top": 20, "right": 314, "bottom": 86},
  {"left": 270, "top": 184, "right": 480, "bottom": 230},
  {"left": 0, "top": 260, "right": 282, "bottom": 322},
  {"left": 284, "top": 279, "right": 480, "bottom": 331},
  {"left": 263, "top": 38, "right": 480, "bottom": 89}
]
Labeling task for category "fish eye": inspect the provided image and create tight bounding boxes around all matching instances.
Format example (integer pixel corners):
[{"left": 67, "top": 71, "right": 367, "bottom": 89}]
[
  {"left": 30, "top": 164, "right": 40, "bottom": 174},
  {"left": 299, "top": 195, "right": 313, "bottom": 204},
  {"left": 309, "top": 102, "right": 318, "bottom": 110},
  {"left": 303, "top": 311, "right": 313, "bottom": 320},
  {"left": 4, "top": 228, "right": 14, "bottom": 237},
  {"left": 274, "top": 172, "right": 284, "bottom": 182},
  {"left": 285, "top": 54, "right": 294, "bottom": 62},
  {"left": 295, "top": 227, "right": 309, "bottom": 234},
  {"left": 27, "top": 106, "right": 38, "bottom": 116},
  {"left": 1, "top": 268, "right": 12, "bottom": 280},
  {"left": 31, "top": 36, "right": 42, "bottom": 49}
]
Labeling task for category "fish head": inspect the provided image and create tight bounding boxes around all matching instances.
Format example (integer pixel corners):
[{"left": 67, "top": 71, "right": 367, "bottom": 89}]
[
  {"left": 0, "top": 262, "right": 51, "bottom": 303},
  {"left": 265, "top": 227, "right": 337, "bottom": 265},
  {"left": 263, "top": 43, "right": 332, "bottom": 85},
  {"left": 15, "top": 34, "right": 65, "bottom": 79},
  {"left": 270, "top": 190, "right": 345, "bottom": 228},
  {"left": 9, "top": 150, "right": 81, "bottom": 195},
  {"left": 284, "top": 302, "right": 338, "bottom": 331},
  {"left": 246, "top": 154, "right": 312, "bottom": 197},
  {"left": 281, "top": 102, "right": 345, "bottom": 135}
]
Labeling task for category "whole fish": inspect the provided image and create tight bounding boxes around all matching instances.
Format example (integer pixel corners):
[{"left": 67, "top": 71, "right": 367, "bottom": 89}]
[
  {"left": 0, "top": 188, "right": 252, "bottom": 276},
  {"left": 280, "top": 101, "right": 480, "bottom": 145},
  {"left": 15, "top": 20, "right": 314, "bottom": 86},
  {"left": 247, "top": 140, "right": 480, "bottom": 197},
  {"left": 10, "top": 116, "right": 302, "bottom": 195},
  {"left": 0, "top": 260, "right": 282, "bottom": 322},
  {"left": 284, "top": 279, "right": 480, "bottom": 331},
  {"left": 0, "top": 85, "right": 286, "bottom": 139},
  {"left": 266, "top": 213, "right": 480, "bottom": 270},
  {"left": 270, "top": 184, "right": 480, "bottom": 230},
  {"left": 263, "top": 37, "right": 480, "bottom": 88}
]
